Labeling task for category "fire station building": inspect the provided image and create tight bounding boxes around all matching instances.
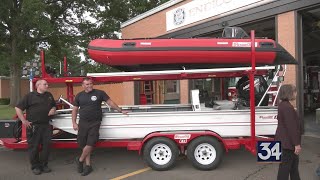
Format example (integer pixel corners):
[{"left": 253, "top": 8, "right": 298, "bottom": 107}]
[{"left": 120, "top": 0, "right": 320, "bottom": 120}]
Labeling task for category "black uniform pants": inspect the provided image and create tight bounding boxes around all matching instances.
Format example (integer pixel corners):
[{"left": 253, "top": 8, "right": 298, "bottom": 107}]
[
  {"left": 27, "top": 124, "right": 52, "bottom": 170},
  {"left": 277, "top": 149, "right": 301, "bottom": 180}
]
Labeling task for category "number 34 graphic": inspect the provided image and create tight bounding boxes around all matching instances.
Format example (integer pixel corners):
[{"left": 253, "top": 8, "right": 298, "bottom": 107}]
[{"left": 257, "top": 141, "right": 282, "bottom": 162}]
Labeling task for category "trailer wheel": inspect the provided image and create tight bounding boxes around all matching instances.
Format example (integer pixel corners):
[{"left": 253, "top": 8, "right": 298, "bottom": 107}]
[
  {"left": 143, "top": 137, "right": 179, "bottom": 171},
  {"left": 187, "top": 136, "right": 223, "bottom": 170}
]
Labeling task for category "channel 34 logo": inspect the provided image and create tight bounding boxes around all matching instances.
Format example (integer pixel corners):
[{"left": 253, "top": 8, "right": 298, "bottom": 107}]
[{"left": 257, "top": 141, "right": 281, "bottom": 162}]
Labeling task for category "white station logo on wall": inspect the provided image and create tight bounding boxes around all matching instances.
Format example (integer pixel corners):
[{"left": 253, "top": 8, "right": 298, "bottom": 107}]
[
  {"left": 166, "top": 0, "right": 276, "bottom": 31},
  {"left": 173, "top": 8, "right": 186, "bottom": 26}
]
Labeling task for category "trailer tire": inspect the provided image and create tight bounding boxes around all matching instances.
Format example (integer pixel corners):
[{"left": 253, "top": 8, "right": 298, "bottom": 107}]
[
  {"left": 143, "top": 137, "right": 179, "bottom": 171},
  {"left": 187, "top": 136, "right": 223, "bottom": 170}
]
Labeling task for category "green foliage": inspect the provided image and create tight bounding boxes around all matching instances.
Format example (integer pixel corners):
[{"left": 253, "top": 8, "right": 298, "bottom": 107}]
[
  {"left": 0, "top": 0, "right": 170, "bottom": 73},
  {"left": 0, "top": 54, "right": 10, "bottom": 76},
  {"left": 0, "top": 105, "right": 16, "bottom": 119},
  {"left": 129, "top": 0, "right": 170, "bottom": 17},
  {"left": 83, "top": 63, "right": 120, "bottom": 74},
  {"left": 91, "top": 0, "right": 169, "bottom": 39},
  {"left": 0, "top": 98, "right": 10, "bottom": 105},
  {"left": 0, "top": 0, "right": 170, "bottom": 104}
]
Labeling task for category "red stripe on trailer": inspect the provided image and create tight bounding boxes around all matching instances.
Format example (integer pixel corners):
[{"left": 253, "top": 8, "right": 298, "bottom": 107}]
[{"left": 0, "top": 138, "right": 142, "bottom": 150}]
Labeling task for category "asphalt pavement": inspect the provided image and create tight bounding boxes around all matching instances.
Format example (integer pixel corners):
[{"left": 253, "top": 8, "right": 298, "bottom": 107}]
[{"left": 0, "top": 135, "right": 319, "bottom": 180}]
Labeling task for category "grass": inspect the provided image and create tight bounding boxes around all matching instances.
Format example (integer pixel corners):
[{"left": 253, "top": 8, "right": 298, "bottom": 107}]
[{"left": 0, "top": 105, "right": 16, "bottom": 120}]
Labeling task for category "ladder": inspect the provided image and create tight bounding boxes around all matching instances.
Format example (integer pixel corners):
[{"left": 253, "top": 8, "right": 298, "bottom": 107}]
[
  {"left": 258, "top": 65, "right": 286, "bottom": 106},
  {"left": 144, "top": 81, "right": 153, "bottom": 104}
]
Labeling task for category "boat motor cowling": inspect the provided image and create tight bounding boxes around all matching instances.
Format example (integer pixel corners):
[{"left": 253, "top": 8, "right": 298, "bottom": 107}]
[{"left": 235, "top": 75, "right": 269, "bottom": 107}]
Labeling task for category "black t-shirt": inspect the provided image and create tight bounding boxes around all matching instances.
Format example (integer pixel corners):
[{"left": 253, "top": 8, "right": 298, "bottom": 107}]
[
  {"left": 16, "top": 91, "right": 56, "bottom": 124},
  {"left": 74, "top": 89, "right": 110, "bottom": 122}
]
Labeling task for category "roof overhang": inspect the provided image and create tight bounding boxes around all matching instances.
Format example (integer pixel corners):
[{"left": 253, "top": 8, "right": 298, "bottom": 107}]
[{"left": 120, "top": 0, "right": 184, "bottom": 28}]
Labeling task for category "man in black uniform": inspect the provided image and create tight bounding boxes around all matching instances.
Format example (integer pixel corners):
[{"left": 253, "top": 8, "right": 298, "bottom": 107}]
[
  {"left": 72, "top": 77, "right": 126, "bottom": 176},
  {"left": 15, "top": 79, "right": 56, "bottom": 175}
]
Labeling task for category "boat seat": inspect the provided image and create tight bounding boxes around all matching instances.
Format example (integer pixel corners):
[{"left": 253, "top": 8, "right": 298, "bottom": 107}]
[{"left": 191, "top": 89, "right": 201, "bottom": 111}]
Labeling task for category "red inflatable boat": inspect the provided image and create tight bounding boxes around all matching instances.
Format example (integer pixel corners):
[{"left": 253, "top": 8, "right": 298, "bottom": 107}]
[{"left": 88, "top": 38, "right": 296, "bottom": 71}]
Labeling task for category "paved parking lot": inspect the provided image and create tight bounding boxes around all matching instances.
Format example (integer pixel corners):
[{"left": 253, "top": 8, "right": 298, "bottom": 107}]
[{"left": 0, "top": 136, "right": 319, "bottom": 180}]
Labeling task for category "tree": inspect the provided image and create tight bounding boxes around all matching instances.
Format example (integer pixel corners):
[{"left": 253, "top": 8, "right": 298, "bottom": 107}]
[
  {"left": 0, "top": 0, "right": 169, "bottom": 106},
  {"left": 0, "top": 0, "right": 47, "bottom": 106},
  {"left": 0, "top": 54, "right": 10, "bottom": 76}
]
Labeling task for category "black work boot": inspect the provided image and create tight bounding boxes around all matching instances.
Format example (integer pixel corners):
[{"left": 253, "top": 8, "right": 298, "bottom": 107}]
[
  {"left": 32, "top": 168, "right": 42, "bottom": 175},
  {"left": 41, "top": 165, "right": 52, "bottom": 173},
  {"left": 76, "top": 157, "right": 84, "bottom": 173},
  {"left": 81, "top": 165, "right": 93, "bottom": 176}
]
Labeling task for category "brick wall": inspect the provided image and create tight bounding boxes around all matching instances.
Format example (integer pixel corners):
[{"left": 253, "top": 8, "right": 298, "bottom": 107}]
[
  {"left": 49, "top": 82, "right": 133, "bottom": 105},
  {"left": 277, "top": 11, "right": 298, "bottom": 107},
  {"left": 0, "top": 78, "right": 29, "bottom": 99},
  {"left": 0, "top": 77, "right": 131, "bottom": 106},
  {"left": 121, "top": 0, "right": 194, "bottom": 103},
  {"left": 122, "top": 4, "right": 300, "bottom": 106},
  {"left": 180, "top": 80, "right": 189, "bottom": 104},
  {"left": 121, "top": 0, "right": 192, "bottom": 39}
]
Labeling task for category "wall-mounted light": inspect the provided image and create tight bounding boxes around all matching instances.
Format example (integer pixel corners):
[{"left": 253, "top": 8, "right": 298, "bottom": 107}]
[{"left": 221, "top": 21, "right": 229, "bottom": 27}]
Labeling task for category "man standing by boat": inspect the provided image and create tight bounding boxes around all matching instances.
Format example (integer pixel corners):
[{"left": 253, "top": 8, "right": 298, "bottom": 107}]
[
  {"left": 15, "top": 79, "right": 56, "bottom": 175},
  {"left": 72, "top": 77, "right": 126, "bottom": 176}
]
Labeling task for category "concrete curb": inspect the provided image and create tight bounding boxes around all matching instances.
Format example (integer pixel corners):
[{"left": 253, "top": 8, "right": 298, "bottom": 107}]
[{"left": 302, "top": 134, "right": 320, "bottom": 139}]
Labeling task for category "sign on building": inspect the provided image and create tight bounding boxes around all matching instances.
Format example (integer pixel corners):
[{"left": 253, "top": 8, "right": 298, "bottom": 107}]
[{"left": 166, "top": 0, "right": 276, "bottom": 31}]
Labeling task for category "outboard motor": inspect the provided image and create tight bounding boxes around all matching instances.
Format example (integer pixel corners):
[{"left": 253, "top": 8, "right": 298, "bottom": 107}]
[
  {"left": 222, "top": 27, "right": 249, "bottom": 38},
  {"left": 235, "top": 75, "right": 269, "bottom": 109}
]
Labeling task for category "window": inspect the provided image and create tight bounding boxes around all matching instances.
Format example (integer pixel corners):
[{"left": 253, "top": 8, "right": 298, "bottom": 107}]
[{"left": 165, "top": 80, "right": 179, "bottom": 93}]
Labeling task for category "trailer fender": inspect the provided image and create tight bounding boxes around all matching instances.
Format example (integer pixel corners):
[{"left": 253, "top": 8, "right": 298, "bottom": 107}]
[{"left": 139, "top": 131, "right": 227, "bottom": 155}]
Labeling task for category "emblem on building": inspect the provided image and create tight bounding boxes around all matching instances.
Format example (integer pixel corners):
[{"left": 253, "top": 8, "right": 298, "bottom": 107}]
[{"left": 173, "top": 8, "right": 185, "bottom": 26}]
